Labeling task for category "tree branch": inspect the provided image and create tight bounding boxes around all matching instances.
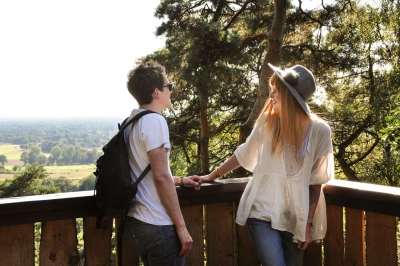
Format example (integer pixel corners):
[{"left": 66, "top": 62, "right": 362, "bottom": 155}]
[
  {"left": 231, "top": 32, "right": 269, "bottom": 56},
  {"left": 349, "top": 131, "right": 380, "bottom": 166},
  {"left": 223, "top": 0, "right": 256, "bottom": 30}
]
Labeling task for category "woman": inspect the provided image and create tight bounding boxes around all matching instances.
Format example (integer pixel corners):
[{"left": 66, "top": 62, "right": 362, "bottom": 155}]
[{"left": 201, "top": 63, "right": 334, "bottom": 266}]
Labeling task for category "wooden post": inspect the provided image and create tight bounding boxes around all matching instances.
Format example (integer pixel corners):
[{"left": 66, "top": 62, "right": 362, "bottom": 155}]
[
  {"left": 366, "top": 212, "right": 397, "bottom": 266},
  {"left": 182, "top": 205, "right": 204, "bottom": 266},
  {"left": 39, "top": 219, "right": 80, "bottom": 266},
  {"left": 115, "top": 217, "right": 140, "bottom": 266},
  {"left": 205, "top": 202, "right": 235, "bottom": 265},
  {"left": 234, "top": 201, "right": 259, "bottom": 266},
  {"left": 83, "top": 216, "right": 113, "bottom": 266},
  {"left": 324, "top": 205, "right": 344, "bottom": 266},
  {"left": 0, "top": 223, "right": 34, "bottom": 266},
  {"left": 344, "top": 208, "right": 365, "bottom": 266},
  {"left": 303, "top": 241, "right": 322, "bottom": 266}
]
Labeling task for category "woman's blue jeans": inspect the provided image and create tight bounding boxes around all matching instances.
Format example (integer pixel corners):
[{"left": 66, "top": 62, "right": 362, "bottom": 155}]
[
  {"left": 246, "top": 218, "right": 304, "bottom": 266},
  {"left": 124, "top": 217, "right": 184, "bottom": 266}
]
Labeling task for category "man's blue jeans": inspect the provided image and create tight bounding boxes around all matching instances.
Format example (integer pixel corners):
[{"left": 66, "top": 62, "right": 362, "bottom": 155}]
[
  {"left": 124, "top": 217, "right": 184, "bottom": 266},
  {"left": 247, "top": 218, "right": 304, "bottom": 266}
]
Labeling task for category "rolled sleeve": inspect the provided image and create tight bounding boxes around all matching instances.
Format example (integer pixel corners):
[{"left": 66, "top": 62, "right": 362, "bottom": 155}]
[
  {"left": 235, "top": 116, "right": 266, "bottom": 172},
  {"left": 310, "top": 123, "right": 334, "bottom": 185}
]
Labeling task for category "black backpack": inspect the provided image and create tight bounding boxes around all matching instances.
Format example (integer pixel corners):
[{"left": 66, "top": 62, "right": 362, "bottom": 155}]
[{"left": 93, "top": 110, "right": 155, "bottom": 229}]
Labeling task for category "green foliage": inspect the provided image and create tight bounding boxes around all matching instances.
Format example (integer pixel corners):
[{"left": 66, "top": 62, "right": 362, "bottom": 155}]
[
  {"left": 40, "top": 176, "right": 78, "bottom": 192},
  {"left": 144, "top": 0, "right": 272, "bottom": 174},
  {"left": 146, "top": 0, "right": 400, "bottom": 185},
  {"left": 0, "top": 164, "right": 97, "bottom": 198},
  {"left": 19, "top": 144, "right": 101, "bottom": 166},
  {"left": 0, "top": 117, "right": 119, "bottom": 148},
  {"left": 20, "top": 151, "right": 28, "bottom": 165},
  {"left": 12, "top": 165, "right": 22, "bottom": 171},
  {"left": 0, "top": 154, "right": 7, "bottom": 166},
  {"left": 382, "top": 106, "right": 400, "bottom": 152},
  {"left": 78, "top": 174, "right": 96, "bottom": 191},
  {"left": 0, "top": 164, "right": 60, "bottom": 197}
]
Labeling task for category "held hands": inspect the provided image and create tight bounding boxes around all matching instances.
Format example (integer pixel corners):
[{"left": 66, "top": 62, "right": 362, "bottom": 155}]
[
  {"left": 182, "top": 166, "right": 224, "bottom": 189},
  {"left": 182, "top": 176, "right": 203, "bottom": 190}
]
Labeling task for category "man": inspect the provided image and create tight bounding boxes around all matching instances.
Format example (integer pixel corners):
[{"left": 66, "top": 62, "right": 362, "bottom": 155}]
[{"left": 124, "top": 60, "right": 202, "bottom": 266}]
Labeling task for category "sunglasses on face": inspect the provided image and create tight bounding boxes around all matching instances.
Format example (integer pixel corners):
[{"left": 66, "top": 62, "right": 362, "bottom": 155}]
[{"left": 163, "top": 82, "right": 173, "bottom": 91}]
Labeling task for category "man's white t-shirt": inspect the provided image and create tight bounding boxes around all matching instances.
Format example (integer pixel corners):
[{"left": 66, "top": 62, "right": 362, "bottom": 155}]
[{"left": 124, "top": 109, "right": 174, "bottom": 225}]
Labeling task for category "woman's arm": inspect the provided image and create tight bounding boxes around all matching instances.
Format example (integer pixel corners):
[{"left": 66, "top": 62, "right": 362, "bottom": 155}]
[
  {"left": 298, "top": 184, "right": 322, "bottom": 250},
  {"left": 202, "top": 154, "right": 241, "bottom": 182}
]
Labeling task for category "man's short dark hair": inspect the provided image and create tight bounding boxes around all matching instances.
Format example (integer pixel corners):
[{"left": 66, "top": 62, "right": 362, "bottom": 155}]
[{"left": 127, "top": 60, "right": 165, "bottom": 105}]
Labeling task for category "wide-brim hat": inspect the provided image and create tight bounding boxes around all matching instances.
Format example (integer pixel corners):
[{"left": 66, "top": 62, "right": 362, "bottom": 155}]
[{"left": 268, "top": 63, "right": 316, "bottom": 114}]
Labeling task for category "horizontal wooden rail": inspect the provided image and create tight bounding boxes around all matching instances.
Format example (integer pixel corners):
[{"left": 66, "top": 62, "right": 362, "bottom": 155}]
[
  {"left": 0, "top": 178, "right": 249, "bottom": 227},
  {"left": 0, "top": 178, "right": 399, "bottom": 266},
  {"left": 324, "top": 179, "right": 400, "bottom": 217},
  {"left": 2, "top": 178, "right": 400, "bottom": 226}
]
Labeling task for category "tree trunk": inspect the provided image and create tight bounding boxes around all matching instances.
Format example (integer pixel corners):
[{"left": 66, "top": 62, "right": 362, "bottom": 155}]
[
  {"left": 234, "top": 0, "right": 287, "bottom": 178},
  {"left": 199, "top": 93, "right": 210, "bottom": 174}
]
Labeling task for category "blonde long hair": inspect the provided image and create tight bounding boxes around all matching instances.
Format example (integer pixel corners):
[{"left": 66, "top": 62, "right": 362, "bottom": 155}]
[{"left": 256, "top": 74, "right": 311, "bottom": 156}]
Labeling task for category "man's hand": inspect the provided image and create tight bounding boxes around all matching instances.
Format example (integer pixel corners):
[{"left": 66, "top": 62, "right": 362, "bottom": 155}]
[{"left": 176, "top": 225, "right": 193, "bottom": 256}]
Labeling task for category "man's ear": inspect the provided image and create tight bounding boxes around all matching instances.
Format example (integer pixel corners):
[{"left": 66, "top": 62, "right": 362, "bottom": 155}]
[{"left": 153, "top": 88, "right": 159, "bottom": 98}]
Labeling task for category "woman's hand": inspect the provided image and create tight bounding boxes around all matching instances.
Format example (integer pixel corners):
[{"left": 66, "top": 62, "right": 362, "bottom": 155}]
[
  {"left": 297, "top": 223, "right": 313, "bottom": 250},
  {"left": 201, "top": 173, "right": 218, "bottom": 182},
  {"left": 182, "top": 176, "right": 203, "bottom": 190}
]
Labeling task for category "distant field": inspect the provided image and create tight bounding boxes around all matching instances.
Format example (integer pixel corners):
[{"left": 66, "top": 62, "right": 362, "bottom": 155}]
[
  {"left": 0, "top": 144, "right": 24, "bottom": 166},
  {"left": 45, "top": 165, "right": 95, "bottom": 182},
  {"left": 0, "top": 144, "right": 95, "bottom": 182}
]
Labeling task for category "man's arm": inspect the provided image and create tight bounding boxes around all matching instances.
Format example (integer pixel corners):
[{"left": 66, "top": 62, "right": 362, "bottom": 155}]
[{"left": 148, "top": 146, "right": 193, "bottom": 256}]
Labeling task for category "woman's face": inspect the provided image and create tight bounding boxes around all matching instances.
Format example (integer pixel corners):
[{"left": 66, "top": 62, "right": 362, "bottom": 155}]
[{"left": 270, "top": 86, "right": 281, "bottom": 114}]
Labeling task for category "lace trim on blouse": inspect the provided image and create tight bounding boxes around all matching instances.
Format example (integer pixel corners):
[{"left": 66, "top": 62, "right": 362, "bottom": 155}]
[{"left": 284, "top": 126, "right": 311, "bottom": 176}]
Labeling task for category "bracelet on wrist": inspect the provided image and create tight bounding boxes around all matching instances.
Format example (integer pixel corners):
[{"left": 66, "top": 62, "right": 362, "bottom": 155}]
[
  {"left": 215, "top": 167, "right": 223, "bottom": 178},
  {"left": 177, "top": 177, "right": 183, "bottom": 187},
  {"left": 307, "top": 218, "right": 314, "bottom": 226}
]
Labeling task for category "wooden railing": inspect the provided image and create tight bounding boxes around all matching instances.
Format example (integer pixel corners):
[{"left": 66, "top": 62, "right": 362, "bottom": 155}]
[{"left": 0, "top": 178, "right": 399, "bottom": 266}]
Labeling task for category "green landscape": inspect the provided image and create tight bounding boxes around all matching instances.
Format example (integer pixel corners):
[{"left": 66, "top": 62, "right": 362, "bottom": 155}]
[
  {"left": 0, "top": 144, "right": 95, "bottom": 182},
  {"left": 0, "top": 117, "right": 122, "bottom": 196}
]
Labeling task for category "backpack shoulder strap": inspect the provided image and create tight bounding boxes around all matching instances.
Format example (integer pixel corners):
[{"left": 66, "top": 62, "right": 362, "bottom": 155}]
[
  {"left": 119, "top": 110, "right": 156, "bottom": 132},
  {"left": 123, "top": 110, "right": 157, "bottom": 186}
]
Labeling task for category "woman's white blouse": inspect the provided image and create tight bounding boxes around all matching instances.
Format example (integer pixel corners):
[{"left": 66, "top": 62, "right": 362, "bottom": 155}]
[{"left": 235, "top": 114, "right": 334, "bottom": 242}]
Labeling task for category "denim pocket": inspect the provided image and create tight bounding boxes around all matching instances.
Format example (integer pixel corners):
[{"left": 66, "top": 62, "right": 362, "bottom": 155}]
[{"left": 130, "top": 227, "right": 166, "bottom": 259}]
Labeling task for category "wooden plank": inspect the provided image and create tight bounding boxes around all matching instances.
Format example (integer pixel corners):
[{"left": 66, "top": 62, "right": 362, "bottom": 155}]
[
  {"left": 0, "top": 179, "right": 249, "bottom": 226},
  {"left": 115, "top": 218, "right": 140, "bottom": 266},
  {"left": 365, "top": 212, "right": 397, "bottom": 266},
  {"left": 324, "top": 180, "right": 400, "bottom": 217},
  {"left": 83, "top": 216, "right": 113, "bottom": 266},
  {"left": 303, "top": 241, "right": 322, "bottom": 266},
  {"left": 344, "top": 208, "right": 364, "bottom": 266},
  {"left": 206, "top": 202, "right": 235, "bottom": 266},
  {"left": 236, "top": 224, "right": 259, "bottom": 266},
  {"left": 324, "top": 204, "right": 344, "bottom": 266},
  {"left": 0, "top": 223, "right": 34, "bottom": 266},
  {"left": 39, "top": 219, "right": 80, "bottom": 266},
  {"left": 234, "top": 201, "right": 259, "bottom": 266},
  {"left": 181, "top": 205, "right": 204, "bottom": 266}
]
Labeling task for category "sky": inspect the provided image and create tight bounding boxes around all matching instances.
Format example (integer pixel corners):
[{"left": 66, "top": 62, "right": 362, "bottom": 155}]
[
  {"left": 0, "top": 0, "right": 326, "bottom": 118},
  {"left": 0, "top": 0, "right": 165, "bottom": 118}
]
